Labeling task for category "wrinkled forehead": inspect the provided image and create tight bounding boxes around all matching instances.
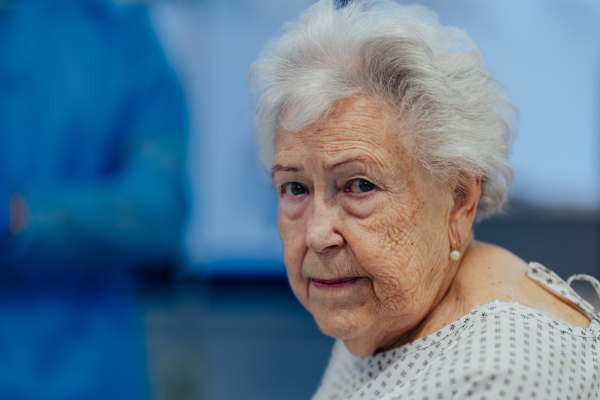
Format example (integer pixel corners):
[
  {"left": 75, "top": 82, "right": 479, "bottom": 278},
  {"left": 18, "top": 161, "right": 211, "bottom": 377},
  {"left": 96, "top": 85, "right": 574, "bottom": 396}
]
[
  {"left": 274, "top": 97, "right": 402, "bottom": 156},
  {"left": 271, "top": 97, "right": 424, "bottom": 182}
]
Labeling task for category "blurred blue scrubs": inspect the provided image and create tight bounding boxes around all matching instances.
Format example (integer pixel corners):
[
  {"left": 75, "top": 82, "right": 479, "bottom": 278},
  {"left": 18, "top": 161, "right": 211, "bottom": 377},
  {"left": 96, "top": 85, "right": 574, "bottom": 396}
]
[{"left": 0, "top": 0, "right": 188, "bottom": 398}]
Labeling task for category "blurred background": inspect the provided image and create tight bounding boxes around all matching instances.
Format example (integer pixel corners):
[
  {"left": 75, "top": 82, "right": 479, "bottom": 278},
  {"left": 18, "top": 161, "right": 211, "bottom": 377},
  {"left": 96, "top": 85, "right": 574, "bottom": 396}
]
[{"left": 0, "top": 0, "right": 598, "bottom": 399}]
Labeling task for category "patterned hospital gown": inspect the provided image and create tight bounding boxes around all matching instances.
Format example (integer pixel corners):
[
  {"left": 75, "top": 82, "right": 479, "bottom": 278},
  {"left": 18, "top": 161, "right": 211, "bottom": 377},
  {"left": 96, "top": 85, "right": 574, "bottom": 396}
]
[{"left": 313, "top": 263, "right": 600, "bottom": 400}]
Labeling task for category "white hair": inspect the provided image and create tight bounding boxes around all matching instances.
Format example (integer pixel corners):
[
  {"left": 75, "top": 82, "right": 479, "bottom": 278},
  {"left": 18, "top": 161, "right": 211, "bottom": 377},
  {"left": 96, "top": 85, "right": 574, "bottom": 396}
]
[{"left": 249, "top": 0, "right": 517, "bottom": 218}]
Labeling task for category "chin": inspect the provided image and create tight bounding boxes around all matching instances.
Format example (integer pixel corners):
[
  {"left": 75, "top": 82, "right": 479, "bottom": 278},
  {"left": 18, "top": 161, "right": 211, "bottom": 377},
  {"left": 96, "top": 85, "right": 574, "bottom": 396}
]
[{"left": 312, "top": 309, "right": 375, "bottom": 353}]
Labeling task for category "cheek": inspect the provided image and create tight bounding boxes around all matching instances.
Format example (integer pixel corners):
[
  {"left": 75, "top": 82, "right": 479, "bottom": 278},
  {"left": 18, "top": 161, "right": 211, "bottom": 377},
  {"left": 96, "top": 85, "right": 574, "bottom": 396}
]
[
  {"left": 340, "top": 195, "right": 378, "bottom": 218},
  {"left": 277, "top": 195, "right": 308, "bottom": 241},
  {"left": 345, "top": 202, "right": 418, "bottom": 292},
  {"left": 361, "top": 195, "right": 419, "bottom": 255},
  {"left": 277, "top": 211, "right": 305, "bottom": 276},
  {"left": 278, "top": 213, "right": 311, "bottom": 309},
  {"left": 279, "top": 195, "right": 309, "bottom": 220},
  {"left": 346, "top": 195, "right": 436, "bottom": 299}
]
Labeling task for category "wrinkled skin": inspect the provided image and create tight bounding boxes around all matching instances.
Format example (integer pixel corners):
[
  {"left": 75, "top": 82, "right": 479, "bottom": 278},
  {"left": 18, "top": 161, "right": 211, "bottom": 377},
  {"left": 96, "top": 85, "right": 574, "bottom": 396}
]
[
  {"left": 273, "top": 97, "right": 470, "bottom": 356},
  {"left": 273, "top": 96, "right": 591, "bottom": 357}
]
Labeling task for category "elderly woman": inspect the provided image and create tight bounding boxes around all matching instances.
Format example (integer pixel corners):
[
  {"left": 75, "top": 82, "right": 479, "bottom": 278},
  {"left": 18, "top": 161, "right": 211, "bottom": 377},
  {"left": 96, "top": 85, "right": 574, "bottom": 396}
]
[{"left": 250, "top": 1, "right": 600, "bottom": 398}]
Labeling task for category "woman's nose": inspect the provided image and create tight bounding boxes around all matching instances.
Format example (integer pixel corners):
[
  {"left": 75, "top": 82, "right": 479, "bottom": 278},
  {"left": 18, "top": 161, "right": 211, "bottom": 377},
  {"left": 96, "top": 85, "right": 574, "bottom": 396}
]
[{"left": 305, "top": 198, "right": 345, "bottom": 252}]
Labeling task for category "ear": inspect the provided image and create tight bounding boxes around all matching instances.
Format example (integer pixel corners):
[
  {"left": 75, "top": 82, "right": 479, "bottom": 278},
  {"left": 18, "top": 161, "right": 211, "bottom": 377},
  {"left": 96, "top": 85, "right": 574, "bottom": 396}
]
[{"left": 448, "top": 176, "right": 481, "bottom": 247}]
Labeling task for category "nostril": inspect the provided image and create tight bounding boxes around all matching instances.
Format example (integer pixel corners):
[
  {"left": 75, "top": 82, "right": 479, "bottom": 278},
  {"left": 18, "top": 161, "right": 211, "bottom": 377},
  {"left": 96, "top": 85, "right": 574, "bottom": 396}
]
[
  {"left": 325, "top": 237, "right": 345, "bottom": 250},
  {"left": 306, "top": 227, "right": 345, "bottom": 252},
  {"left": 305, "top": 200, "right": 345, "bottom": 252}
]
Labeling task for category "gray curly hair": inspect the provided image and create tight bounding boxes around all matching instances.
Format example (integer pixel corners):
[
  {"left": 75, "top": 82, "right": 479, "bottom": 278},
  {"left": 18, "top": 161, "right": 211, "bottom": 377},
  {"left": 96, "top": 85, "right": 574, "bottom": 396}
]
[{"left": 249, "top": 0, "right": 517, "bottom": 218}]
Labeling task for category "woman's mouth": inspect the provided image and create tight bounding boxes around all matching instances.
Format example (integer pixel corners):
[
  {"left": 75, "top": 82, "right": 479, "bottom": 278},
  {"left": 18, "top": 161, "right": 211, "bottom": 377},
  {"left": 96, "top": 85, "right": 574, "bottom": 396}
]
[{"left": 311, "top": 277, "right": 361, "bottom": 289}]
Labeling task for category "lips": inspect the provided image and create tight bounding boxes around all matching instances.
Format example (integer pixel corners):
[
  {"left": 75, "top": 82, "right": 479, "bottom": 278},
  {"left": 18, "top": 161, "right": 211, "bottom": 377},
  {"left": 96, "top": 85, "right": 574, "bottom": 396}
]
[{"left": 311, "top": 277, "right": 361, "bottom": 289}]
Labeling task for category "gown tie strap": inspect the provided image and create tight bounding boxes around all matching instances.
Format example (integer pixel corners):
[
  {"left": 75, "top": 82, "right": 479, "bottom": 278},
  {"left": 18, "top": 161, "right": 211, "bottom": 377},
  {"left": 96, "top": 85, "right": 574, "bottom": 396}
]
[{"left": 567, "top": 274, "right": 600, "bottom": 303}]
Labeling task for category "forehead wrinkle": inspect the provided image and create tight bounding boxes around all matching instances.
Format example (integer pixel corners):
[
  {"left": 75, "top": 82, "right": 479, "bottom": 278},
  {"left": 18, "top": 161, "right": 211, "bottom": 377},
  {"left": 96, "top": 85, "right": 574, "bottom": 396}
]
[
  {"left": 274, "top": 97, "right": 411, "bottom": 178},
  {"left": 324, "top": 156, "right": 375, "bottom": 172},
  {"left": 295, "top": 98, "right": 393, "bottom": 139}
]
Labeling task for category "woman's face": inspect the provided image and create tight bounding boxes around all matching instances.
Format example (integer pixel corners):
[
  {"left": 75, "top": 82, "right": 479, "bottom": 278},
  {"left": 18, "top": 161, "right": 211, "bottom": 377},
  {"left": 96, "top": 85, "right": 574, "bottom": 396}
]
[{"left": 273, "top": 97, "right": 455, "bottom": 357}]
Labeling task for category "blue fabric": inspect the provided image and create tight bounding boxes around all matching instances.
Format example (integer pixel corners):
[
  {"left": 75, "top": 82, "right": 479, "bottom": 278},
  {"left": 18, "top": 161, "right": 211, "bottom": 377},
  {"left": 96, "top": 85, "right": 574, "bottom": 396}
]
[
  {"left": 0, "top": 0, "right": 188, "bottom": 398},
  {"left": 0, "top": 183, "right": 8, "bottom": 240}
]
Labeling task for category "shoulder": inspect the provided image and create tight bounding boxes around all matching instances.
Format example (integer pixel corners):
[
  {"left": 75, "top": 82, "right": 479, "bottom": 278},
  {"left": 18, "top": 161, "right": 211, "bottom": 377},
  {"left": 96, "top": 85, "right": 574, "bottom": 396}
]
[{"left": 456, "top": 242, "right": 592, "bottom": 329}]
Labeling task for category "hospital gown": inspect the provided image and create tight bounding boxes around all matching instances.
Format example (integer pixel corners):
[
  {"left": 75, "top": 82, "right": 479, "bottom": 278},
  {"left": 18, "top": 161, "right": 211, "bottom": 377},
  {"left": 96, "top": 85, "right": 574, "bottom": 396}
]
[{"left": 314, "top": 263, "right": 600, "bottom": 400}]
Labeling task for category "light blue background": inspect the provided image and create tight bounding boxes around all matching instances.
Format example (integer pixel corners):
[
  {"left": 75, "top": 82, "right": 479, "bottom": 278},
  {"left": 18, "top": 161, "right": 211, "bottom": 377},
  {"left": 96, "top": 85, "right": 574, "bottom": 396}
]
[{"left": 149, "top": 0, "right": 600, "bottom": 276}]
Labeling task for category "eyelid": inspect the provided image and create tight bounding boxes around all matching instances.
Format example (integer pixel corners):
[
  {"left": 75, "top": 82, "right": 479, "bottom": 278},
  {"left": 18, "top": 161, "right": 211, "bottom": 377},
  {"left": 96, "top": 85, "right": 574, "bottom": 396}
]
[
  {"left": 344, "top": 178, "right": 377, "bottom": 194},
  {"left": 280, "top": 182, "right": 293, "bottom": 196}
]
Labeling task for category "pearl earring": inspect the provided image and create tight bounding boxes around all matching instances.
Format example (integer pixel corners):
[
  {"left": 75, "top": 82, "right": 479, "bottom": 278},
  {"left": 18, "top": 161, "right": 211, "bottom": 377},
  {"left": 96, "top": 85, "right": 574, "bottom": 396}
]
[
  {"left": 449, "top": 239, "right": 460, "bottom": 261},
  {"left": 450, "top": 249, "right": 461, "bottom": 261}
]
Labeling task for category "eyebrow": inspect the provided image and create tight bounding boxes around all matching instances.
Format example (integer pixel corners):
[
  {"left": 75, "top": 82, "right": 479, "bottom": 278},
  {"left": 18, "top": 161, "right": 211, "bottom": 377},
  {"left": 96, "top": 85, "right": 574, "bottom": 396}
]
[
  {"left": 271, "top": 165, "right": 303, "bottom": 176},
  {"left": 271, "top": 157, "right": 371, "bottom": 176}
]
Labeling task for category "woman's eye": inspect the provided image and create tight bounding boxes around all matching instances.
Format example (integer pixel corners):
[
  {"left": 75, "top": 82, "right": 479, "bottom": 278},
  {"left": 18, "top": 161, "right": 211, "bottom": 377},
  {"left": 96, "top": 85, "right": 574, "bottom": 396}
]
[
  {"left": 348, "top": 179, "right": 375, "bottom": 193},
  {"left": 283, "top": 182, "right": 307, "bottom": 196}
]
